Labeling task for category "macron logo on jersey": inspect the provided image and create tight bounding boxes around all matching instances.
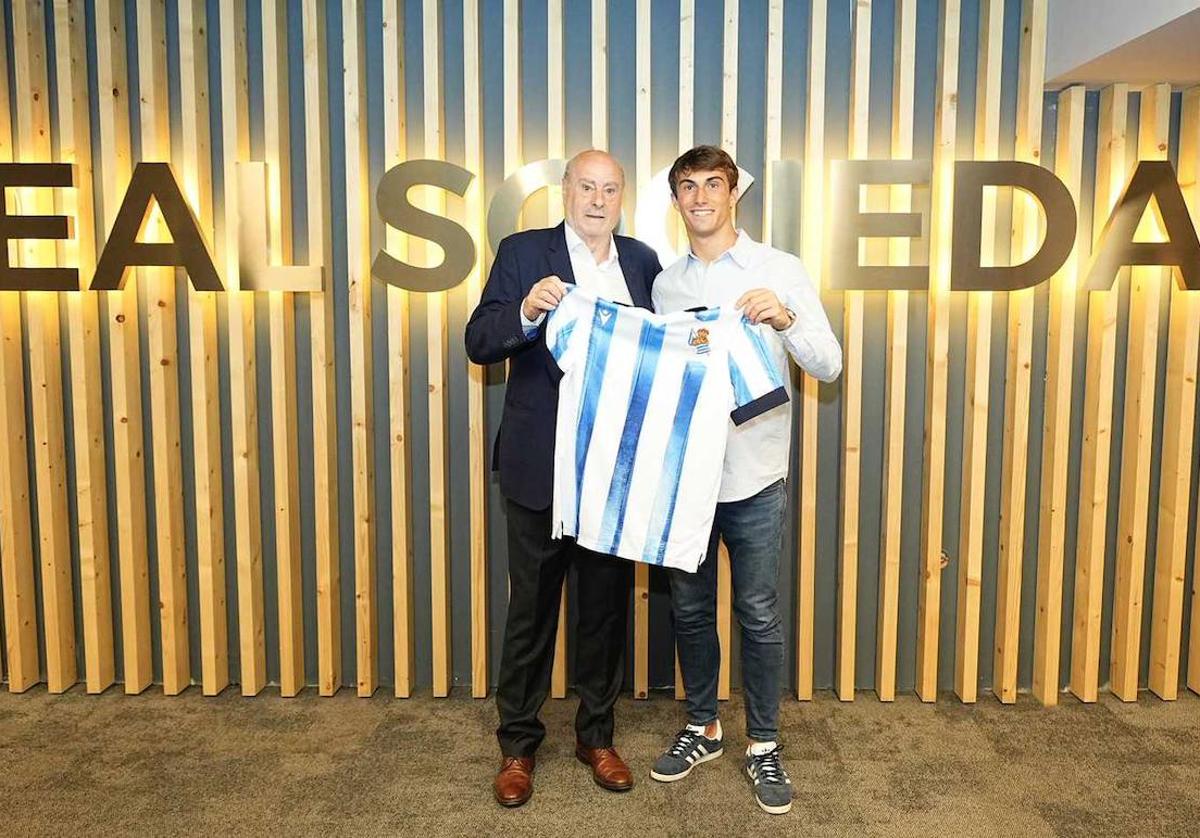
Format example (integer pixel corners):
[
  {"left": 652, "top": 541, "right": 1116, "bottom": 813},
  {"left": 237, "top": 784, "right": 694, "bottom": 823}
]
[{"left": 545, "top": 288, "right": 787, "bottom": 572}]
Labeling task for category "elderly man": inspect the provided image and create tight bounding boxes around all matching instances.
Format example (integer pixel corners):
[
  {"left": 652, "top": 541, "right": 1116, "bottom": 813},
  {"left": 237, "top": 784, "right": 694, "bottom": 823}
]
[{"left": 465, "top": 150, "right": 662, "bottom": 808}]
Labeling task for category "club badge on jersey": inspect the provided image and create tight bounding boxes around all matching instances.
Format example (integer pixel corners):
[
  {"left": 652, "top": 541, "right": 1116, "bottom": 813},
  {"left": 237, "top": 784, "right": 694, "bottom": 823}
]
[{"left": 545, "top": 288, "right": 788, "bottom": 573}]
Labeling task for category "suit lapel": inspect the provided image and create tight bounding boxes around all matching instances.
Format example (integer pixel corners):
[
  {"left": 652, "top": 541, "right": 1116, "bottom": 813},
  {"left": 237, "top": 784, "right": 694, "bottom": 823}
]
[
  {"left": 615, "top": 236, "right": 652, "bottom": 309},
  {"left": 546, "top": 222, "right": 576, "bottom": 287}
]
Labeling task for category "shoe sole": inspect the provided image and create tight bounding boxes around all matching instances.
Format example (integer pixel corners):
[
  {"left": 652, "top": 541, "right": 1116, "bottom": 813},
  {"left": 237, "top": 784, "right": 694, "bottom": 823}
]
[
  {"left": 494, "top": 793, "right": 531, "bottom": 808},
  {"left": 745, "top": 765, "right": 792, "bottom": 815},
  {"left": 575, "top": 752, "right": 634, "bottom": 792},
  {"left": 649, "top": 747, "right": 724, "bottom": 783}
]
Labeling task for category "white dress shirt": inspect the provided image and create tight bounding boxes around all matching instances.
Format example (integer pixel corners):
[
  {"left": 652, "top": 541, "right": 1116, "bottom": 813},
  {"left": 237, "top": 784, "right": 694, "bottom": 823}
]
[
  {"left": 522, "top": 222, "right": 631, "bottom": 333},
  {"left": 652, "top": 230, "right": 842, "bottom": 502}
]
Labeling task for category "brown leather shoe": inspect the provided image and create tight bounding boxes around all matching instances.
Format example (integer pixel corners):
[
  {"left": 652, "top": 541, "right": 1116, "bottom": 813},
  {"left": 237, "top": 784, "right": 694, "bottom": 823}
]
[
  {"left": 575, "top": 744, "right": 634, "bottom": 792},
  {"left": 494, "top": 756, "right": 535, "bottom": 807}
]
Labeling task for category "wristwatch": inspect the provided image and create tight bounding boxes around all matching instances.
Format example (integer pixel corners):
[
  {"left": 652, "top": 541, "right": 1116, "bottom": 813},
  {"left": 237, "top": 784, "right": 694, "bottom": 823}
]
[{"left": 776, "top": 307, "right": 796, "bottom": 331}]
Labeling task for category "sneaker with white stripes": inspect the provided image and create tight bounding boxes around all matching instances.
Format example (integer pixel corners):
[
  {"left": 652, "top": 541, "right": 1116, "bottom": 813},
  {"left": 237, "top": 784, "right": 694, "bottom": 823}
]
[
  {"left": 745, "top": 745, "right": 793, "bottom": 814},
  {"left": 649, "top": 726, "right": 724, "bottom": 782}
]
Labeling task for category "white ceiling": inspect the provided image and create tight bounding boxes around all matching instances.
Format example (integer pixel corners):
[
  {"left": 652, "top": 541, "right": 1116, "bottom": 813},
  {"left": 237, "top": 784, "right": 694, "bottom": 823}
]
[{"left": 1047, "top": 7, "right": 1200, "bottom": 86}]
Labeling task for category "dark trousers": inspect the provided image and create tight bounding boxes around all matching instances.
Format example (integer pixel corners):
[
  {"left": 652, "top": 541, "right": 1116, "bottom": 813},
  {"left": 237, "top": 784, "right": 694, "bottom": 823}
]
[{"left": 496, "top": 498, "right": 632, "bottom": 758}]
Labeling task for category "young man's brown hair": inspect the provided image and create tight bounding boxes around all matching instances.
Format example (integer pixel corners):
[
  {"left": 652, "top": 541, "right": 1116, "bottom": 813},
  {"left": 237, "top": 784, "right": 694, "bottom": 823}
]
[{"left": 668, "top": 144, "right": 739, "bottom": 196}]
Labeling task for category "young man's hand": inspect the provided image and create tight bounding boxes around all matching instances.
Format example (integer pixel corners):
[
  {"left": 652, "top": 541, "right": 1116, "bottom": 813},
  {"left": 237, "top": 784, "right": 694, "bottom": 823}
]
[
  {"left": 522, "top": 275, "right": 569, "bottom": 321},
  {"left": 737, "top": 288, "right": 794, "bottom": 331}
]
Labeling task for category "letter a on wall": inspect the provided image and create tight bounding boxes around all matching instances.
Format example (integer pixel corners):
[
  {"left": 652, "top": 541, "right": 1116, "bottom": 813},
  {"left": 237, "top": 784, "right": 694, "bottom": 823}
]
[
  {"left": 1082, "top": 160, "right": 1200, "bottom": 293},
  {"left": 91, "top": 162, "right": 223, "bottom": 291}
]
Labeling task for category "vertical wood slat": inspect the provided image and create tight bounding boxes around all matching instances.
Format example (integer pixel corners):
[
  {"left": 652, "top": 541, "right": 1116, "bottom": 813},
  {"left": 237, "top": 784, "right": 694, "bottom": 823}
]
[
  {"left": 53, "top": 0, "right": 115, "bottom": 694},
  {"left": 1030, "top": 85, "right": 1085, "bottom": 705},
  {"left": 382, "top": 0, "right": 415, "bottom": 699},
  {"left": 877, "top": 0, "right": 917, "bottom": 703},
  {"left": 0, "top": 5, "right": 39, "bottom": 693},
  {"left": 303, "top": 0, "right": 342, "bottom": 696},
  {"left": 838, "top": 0, "right": 871, "bottom": 704},
  {"left": 915, "top": 0, "right": 962, "bottom": 702},
  {"left": 178, "top": 0, "right": 229, "bottom": 697},
  {"left": 1069, "top": 83, "right": 1127, "bottom": 703},
  {"left": 12, "top": 0, "right": 77, "bottom": 696},
  {"left": 263, "top": 0, "right": 304, "bottom": 697},
  {"left": 138, "top": 0, "right": 190, "bottom": 695},
  {"left": 796, "top": 0, "right": 827, "bottom": 701},
  {"left": 714, "top": 0, "right": 738, "bottom": 704},
  {"left": 548, "top": 0, "right": 569, "bottom": 701},
  {"left": 953, "top": 0, "right": 1004, "bottom": 705},
  {"left": 424, "top": 0, "right": 453, "bottom": 699},
  {"left": 631, "top": 0, "right": 652, "bottom": 701},
  {"left": 995, "top": 0, "right": 1047, "bottom": 705},
  {"left": 464, "top": 0, "right": 489, "bottom": 698},
  {"left": 1110, "top": 84, "right": 1171, "bottom": 702},
  {"left": 1183, "top": 90, "right": 1200, "bottom": 698},
  {"left": 94, "top": 0, "right": 153, "bottom": 694},
  {"left": 218, "top": 0, "right": 267, "bottom": 697},
  {"left": 343, "top": 0, "right": 377, "bottom": 697},
  {"left": 674, "top": 0, "right": 694, "bottom": 701},
  {"left": 1148, "top": 87, "right": 1200, "bottom": 699},
  {"left": 591, "top": 0, "right": 607, "bottom": 149}
]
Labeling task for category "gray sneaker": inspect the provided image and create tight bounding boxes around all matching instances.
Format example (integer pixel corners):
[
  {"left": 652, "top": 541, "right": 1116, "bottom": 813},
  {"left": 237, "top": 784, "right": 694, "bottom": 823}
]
[
  {"left": 745, "top": 745, "right": 793, "bottom": 814},
  {"left": 649, "top": 726, "right": 724, "bottom": 782}
]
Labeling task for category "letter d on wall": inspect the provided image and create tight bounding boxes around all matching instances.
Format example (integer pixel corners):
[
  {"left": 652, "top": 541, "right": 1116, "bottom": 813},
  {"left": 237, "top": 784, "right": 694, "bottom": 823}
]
[
  {"left": 373, "top": 159, "right": 476, "bottom": 293},
  {"left": 950, "top": 161, "right": 1077, "bottom": 292}
]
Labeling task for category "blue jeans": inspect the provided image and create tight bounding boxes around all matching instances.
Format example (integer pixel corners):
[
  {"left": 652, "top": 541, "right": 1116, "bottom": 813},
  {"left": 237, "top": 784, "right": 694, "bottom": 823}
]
[{"left": 669, "top": 479, "right": 786, "bottom": 742}]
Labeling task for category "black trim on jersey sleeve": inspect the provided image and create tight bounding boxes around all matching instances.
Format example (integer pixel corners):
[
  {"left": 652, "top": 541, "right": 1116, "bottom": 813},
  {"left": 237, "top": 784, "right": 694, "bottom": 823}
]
[{"left": 730, "top": 385, "right": 789, "bottom": 426}]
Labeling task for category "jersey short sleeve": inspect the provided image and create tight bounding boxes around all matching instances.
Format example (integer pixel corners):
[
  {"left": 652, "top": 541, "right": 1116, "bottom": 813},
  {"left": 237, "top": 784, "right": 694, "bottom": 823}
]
[
  {"left": 544, "top": 287, "right": 591, "bottom": 372},
  {"left": 726, "top": 314, "right": 789, "bottom": 426}
]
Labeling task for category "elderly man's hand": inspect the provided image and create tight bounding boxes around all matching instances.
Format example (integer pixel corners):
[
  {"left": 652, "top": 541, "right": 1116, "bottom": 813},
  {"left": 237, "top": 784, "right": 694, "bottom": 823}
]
[
  {"left": 737, "top": 288, "right": 794, "bottom": 331},
  {"left": 522, "top": 275, "right": 569, "bottom": 321}
]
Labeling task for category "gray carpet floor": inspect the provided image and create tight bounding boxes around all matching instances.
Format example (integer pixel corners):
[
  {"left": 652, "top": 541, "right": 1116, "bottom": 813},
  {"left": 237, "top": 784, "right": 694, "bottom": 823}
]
[{"left": 2, "top": 685, "right": 1199, "bottom": 836}]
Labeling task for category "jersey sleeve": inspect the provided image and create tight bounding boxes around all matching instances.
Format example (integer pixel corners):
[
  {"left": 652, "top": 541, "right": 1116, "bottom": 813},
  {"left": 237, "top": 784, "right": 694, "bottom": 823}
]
[
  {"left": 726, "top": 314, "right": 789, "bottom": 426},
  {"left": 544, "top": 287, "right": 590, "bottom": 372}
]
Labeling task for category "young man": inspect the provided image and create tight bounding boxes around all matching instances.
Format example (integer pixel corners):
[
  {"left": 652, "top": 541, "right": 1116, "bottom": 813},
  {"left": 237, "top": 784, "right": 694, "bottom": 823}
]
[
  {"left": 648, "top": 145, "right": 842, "bottom": 815},
  {"left": 465, "top": 150, "right": 662, "bottom": 808}
]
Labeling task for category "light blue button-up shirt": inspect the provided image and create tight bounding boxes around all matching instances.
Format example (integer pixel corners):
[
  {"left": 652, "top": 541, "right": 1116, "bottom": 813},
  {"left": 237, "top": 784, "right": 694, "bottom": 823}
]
[{"left": 652, "top": 230, "right": 842, "bottom": 502}]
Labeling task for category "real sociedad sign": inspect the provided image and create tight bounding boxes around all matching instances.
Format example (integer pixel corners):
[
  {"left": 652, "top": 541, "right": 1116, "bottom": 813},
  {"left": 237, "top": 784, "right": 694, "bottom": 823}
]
[{"left": 1, "top": 157, "right": 1197, "bottom": 295}]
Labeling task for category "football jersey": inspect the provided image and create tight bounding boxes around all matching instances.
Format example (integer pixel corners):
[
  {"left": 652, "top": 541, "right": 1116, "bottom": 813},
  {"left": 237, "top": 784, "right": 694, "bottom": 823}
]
[{"left": 545, "top": 287, "right": 788, "bottom": 572}]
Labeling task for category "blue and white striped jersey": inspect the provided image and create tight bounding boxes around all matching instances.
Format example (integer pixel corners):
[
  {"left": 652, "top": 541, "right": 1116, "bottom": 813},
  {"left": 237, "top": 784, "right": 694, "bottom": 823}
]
[{"left": 546, "top": 288, "right": 788, "bottom": 572}]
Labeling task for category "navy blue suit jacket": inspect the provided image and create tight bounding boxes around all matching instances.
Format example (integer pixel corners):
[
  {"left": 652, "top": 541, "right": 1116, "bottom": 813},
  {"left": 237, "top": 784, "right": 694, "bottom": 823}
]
[{"left": 465, "top": 223, "right": 662, "bottom": 511}]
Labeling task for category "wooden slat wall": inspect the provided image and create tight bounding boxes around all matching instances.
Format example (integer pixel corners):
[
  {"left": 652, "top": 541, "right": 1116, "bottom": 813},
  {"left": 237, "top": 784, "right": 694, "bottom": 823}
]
[
  {"left": 13, "top": 0, "right": 77, "bottom": 696},
  {"left": 1030, "top": 85, "right": 1085, "bottom": 706},
  {"left": 465, "top": 0, "right": 489, "bottom": 699},
  {"left": 303, "top": 0, "right": 342, "bottom": 698},
  {"left": 1069, "top": 83, "right": 1128, "bottom": 703},
  {"left": 877, "top": 0, "right": 917, "bottom": 703},
  {"left": 263, "top": 0, "right": 305, "bottom": 698},
  {"left": 1110, "top": 85, "right": 1171, "bottom": 702},
  {"left": 1148, "top": 85, "right": 1200, "bottom": 700},
  {"left": 995, "top": 0, "right": 1048, "bottom": 705},
  {"left": 4, "top": 0, "right": 1200, "bottom": 707},
  {"left": 796, "top": 0, "right": 827, "bottom": 702},
  {"left": 53, "top": 0, "right": 114, "bottom": 695},
  {"left": 0, "top": 3, "right": 39, "bottom": 695},
  {"left": 383, "top": 0, "right": 415, "bottom": 700},
  {"left": 838, "top": 0, "right": 871, "bottom": 704},
  {"left": 95, "top": 0, "right": 153, "bottom": 695},
  {"left": 178, "top": 0, "right": 229, "bottom": 698},
  {"left": 915, "top": 0, "right": 962, "bottom": 702},
  {"left": 343, "top": 0, "right": 378, "bottom": 698},
  {"left": 1183, "top": 90, "right": 1200, "bottom": 698},
  {"left": 425, "top": 0, "right": 453, "bottom": 699},
  {"left": 953, "top": 0, "right": 1004, "bottom": 705}
]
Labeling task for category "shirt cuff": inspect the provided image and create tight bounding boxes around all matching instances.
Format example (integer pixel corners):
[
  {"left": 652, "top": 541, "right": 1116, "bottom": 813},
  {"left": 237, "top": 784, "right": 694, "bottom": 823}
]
[{"left": 520, "top": 308, "right": 547, "bottom": 339}]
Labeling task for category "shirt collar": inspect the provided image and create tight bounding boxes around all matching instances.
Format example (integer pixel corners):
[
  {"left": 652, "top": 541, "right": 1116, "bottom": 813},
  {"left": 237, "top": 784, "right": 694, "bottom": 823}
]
[
  {"left": 564, "top": 221, "right": 618, "bottom": 269},
  {"left": 686, "top": 229, "right": 756, "bottom": 270}
]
